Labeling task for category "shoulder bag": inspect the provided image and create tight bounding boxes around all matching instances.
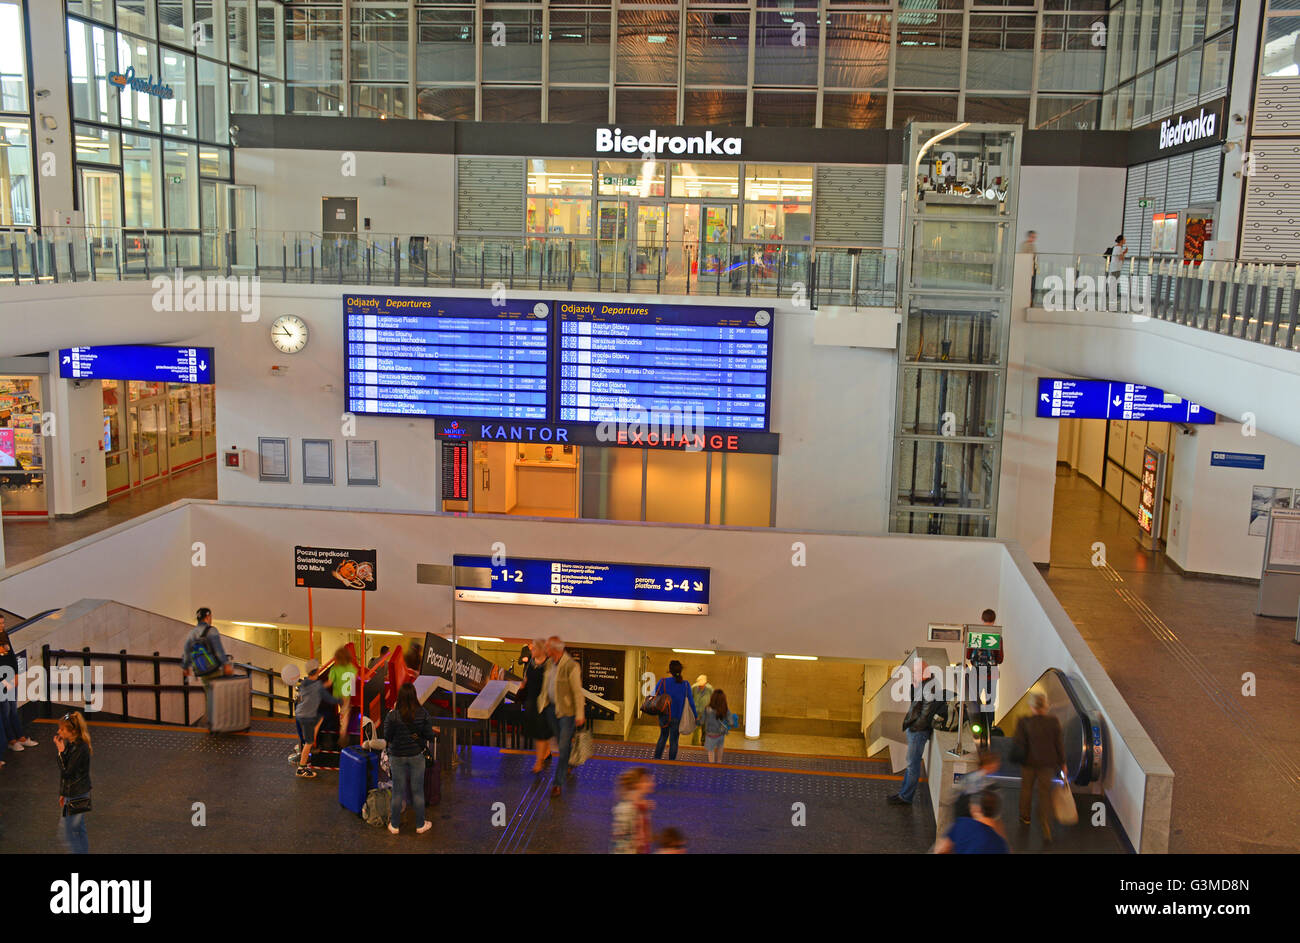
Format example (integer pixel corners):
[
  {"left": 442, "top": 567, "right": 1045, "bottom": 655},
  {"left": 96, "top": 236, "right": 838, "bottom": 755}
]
[{"left": 641, "top": 678, "right": 671, "bottom": 716}]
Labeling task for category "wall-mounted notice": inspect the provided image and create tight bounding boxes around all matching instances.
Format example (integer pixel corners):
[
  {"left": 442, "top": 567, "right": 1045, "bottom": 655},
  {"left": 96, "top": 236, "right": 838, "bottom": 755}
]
[
  {"left": 302, "top": 439, "right": 334, "bottom": 484},
  {"left": 258, "top": 436, "right": 290, "bottom": 482},
  {"left": 346, "top": 438, "right": 379, "bottom": 486},
  {"left": 59, "top": 345, "right": 214, "bottom": 384},
  {"left": 567, "top": 647, "right": 625, "bottom": 700},
  {"left": 344, "top": 295, "right": 550, "bottom": 420},
  {"left": 1250, "top": 486, "right": 1293, "bottom": 537},
  {"left": 453, "top": 554, "right": 710, "bottom": 615},
  {"left": 1210, "top": 451, "right": 1265, "bottom": 470},
  {"left": 1266, "top": 509, "right": 1300, "bottom": 567},
  {"left": 294, "top": 545, "right": 377, "bottom": 591}
]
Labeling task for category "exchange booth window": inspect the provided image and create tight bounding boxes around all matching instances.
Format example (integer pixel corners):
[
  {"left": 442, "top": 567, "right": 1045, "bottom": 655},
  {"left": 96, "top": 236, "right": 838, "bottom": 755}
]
[{"left": 580, "top": 447, "right": 774, "bottom": 527}]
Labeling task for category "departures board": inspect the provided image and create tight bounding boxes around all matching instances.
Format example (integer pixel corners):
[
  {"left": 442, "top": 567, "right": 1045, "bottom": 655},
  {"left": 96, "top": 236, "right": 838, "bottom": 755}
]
[
  {"left": 344, "top": 295, "right": 551, "bottom": 419},
  {"left": 343, "top": 295, "right": 774, "bottom": 433},
  {"left": 556, "top": 301, "right": 772, "bottom": 431}
]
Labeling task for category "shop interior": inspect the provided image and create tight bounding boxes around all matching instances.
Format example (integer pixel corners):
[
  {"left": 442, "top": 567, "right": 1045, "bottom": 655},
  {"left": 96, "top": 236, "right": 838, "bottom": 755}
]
[
  {"left": 0, "top": 375, "right": 46, "bottom": 516},
  {"left": 440, "top": 441, "right": 775, "bottom": 526},
  {"left": 101, "top": 379, "right": 217, "bottom": 497}
]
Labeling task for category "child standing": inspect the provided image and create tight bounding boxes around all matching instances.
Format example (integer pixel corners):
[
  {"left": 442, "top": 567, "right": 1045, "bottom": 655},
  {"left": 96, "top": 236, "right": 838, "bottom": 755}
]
[
  {"left": 702, "top": 689, "right": 736, "bottom": 764},
  {"left": 291, "top": 660, "right": 338, "bottom": 778},
  {"left": 610, "top": 768, "right": 655, "bottom": 854}
]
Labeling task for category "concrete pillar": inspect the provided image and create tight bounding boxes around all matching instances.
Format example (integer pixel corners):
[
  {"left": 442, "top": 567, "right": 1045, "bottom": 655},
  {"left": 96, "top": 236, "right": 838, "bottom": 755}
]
[{"left": 26, "top": 0, "right": 77, "bottom": 229}]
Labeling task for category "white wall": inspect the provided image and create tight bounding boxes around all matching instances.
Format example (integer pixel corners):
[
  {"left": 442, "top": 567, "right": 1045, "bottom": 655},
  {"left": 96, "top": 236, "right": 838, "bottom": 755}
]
[
  {"left": 234, "top": 149, "right": 457, "bottom": 237},
  {"left": 1018, "top": 166, "right": 1126, "bottom": 257},
  {"left": 45, "top": 362, "right": 108, "bottom": 516},
  {"left": 1166, "top": 421, "right": 1300, "bottom": 579}
]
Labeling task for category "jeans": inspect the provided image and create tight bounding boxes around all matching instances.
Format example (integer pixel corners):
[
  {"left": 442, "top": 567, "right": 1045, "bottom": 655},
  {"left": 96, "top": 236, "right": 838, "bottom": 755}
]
[
  {"left": 552, "top": 715, "right": 576, "bottom": 787},
  {"left": 388, "top": 753, "right": 426, "bottom": 829},
  {"left": 60, "top": 797, "right": 90, "bottom": 854},
  {"left": 897, "top": 729, "right": 930, "bottom": 803},
  {"left": 654, "top": 719, "right": 681, "bottom": 760},
  {"left": 0, "top": 698, "right": 25, "bottom": 742}
]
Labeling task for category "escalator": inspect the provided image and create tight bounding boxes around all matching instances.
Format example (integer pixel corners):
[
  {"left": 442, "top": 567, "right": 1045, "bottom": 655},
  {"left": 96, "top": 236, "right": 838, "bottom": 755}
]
[{"left": 985, "top": 667, "right": 1107, "bottom": 788}]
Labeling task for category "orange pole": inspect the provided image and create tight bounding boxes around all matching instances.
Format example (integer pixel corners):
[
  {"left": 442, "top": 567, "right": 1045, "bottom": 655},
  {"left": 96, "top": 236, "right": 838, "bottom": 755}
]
[
  {"left": 307, "top": 587, "right": 315, "bottom": 660},
  {"left": 360, "top": 590, "right": 366, "bottom": 668}
]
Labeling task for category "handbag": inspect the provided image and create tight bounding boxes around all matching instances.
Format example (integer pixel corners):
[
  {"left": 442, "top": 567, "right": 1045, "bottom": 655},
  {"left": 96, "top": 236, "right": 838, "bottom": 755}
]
[
  {"left": 1052, "top": 781, "right": 1078, "bottom": 826},
  {"left": 569, "top": 728, "right": 593, "bottom": 767},
  {"left": 63, "top": 795, "right": 92, "bottom": 816},
  {"left": 678, "top": 708, "right": 696, "bottom": 735},
  {"left": 641, "top": 680, "right": 671, "bottom": 716}
]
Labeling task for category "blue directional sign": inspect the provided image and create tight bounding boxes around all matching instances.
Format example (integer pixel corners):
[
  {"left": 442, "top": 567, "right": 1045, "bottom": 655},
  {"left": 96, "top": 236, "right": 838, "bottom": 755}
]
[
  {"left": 1036, "top": 378, "right": 1214, "bottom": 423},
  {"left": 453, "top": 554, "right": 710, "bottom": 615},
  {"left": 1210, "top": 451, "right": 1265, "bottom": 469},
  {"left": 59, "top": 345, "right": 214, "bottom": 384}
]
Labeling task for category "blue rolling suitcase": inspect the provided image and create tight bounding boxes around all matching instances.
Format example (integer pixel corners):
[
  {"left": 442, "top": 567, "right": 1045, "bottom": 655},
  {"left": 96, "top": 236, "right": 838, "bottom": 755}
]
[{"left": 339, "top": 747, "right": 379, "bottom": 816}]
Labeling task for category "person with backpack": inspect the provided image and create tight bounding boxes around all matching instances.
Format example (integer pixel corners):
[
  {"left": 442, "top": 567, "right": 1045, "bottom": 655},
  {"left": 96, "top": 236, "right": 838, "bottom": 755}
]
[
  {"left": 381, "top": 682, "right": 438, "bottom": 835},
  {"left": 181, "top": 608, "right": 233, "bottom": 694},
  {"left": 54, "top": 710, "right": 93, "bottom": 854},
  {"left": 652, "top": 660, "right": 697, "bottom": 761},
  {"left": 1105, "top": 234, "right": 1127, "bottom": 274}
]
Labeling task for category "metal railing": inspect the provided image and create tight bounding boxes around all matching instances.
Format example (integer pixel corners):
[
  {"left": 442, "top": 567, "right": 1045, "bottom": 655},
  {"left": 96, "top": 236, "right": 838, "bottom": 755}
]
[
  {"left": 1032, "top": 253, "right": 1300, "bottom": 352},
  {"left": 40, "top": 644, "right": 295, "bottom": 726},
  {"left": 0, "top": 225, "right": 900, "bottom": 309}
]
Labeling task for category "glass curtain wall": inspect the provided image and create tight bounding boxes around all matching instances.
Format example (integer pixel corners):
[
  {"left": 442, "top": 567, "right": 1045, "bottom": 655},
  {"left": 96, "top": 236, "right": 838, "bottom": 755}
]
[
  {"left": 0, "top": 0, "right": 35, "bottom": 231},
  {"left": 66, "top": 0, "right": 285, "bottom": 266},
  {"left": 267, "top": 1, "right": 1109, "bottom": 129},
  {"left": 1100, "top": 0, "right": 1237, "bottom": 130}
]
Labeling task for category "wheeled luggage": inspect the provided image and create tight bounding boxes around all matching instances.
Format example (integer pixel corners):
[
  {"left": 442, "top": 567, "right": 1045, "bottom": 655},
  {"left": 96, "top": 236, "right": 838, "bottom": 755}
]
[
  {"left": 339, "top": 746, "right": 379, "bottom": 815},
  {"left": 423, "top": 755, "right": 441, "bottom": 806},
  {"left": 205, "top": 675, "right": 251, "bottom": 733}
]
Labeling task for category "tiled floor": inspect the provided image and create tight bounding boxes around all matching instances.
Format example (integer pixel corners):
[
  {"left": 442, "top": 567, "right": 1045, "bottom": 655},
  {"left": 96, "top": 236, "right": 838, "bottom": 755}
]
[
  {"left": 1, "top": 461, "right": 215, "bottom": 569},
  {"left": 626, "top": 720, "right": 871, "bottom": 758},
  {"left": 1043, "top": 468, "right": 1300, "bottom": 854}
]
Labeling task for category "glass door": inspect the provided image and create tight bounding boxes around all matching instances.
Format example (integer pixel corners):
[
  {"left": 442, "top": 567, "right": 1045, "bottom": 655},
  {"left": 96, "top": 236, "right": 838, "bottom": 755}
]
[
  {"left": 633, "top": 203, "right": 666, "bottom": 286},
  {"left": 136, "top": 400, "right": 165, "bottom": 484},
  {"left": 227, "top": 184, "right": 257, "bottom": 271},
  {"left": 596, "top": 200, "right": 629, "bottom": 276},
  {"left": 81, "top": 168, "right": 123, "bottom": 277},
  {"left": 700, "top": 204, "right": 736, "bottom": 280}
]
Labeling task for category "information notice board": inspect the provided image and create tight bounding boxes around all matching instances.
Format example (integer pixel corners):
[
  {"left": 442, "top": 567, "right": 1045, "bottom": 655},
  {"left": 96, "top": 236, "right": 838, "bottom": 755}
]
[{"left": 1256, "top": 508, "right": 1300, "bottom": 617}]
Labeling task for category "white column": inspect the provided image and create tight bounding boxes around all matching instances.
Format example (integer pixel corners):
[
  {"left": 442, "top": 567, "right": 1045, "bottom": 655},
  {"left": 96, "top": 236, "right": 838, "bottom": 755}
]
[
  {"left": 744, "top": 654, "right": 762, "bottom": 739},
  {"left": 26, "top": 0, "right": 77, "bottom": 228},
  {"left": 45, "top": 351, "right": 108, "bottom": 517}
]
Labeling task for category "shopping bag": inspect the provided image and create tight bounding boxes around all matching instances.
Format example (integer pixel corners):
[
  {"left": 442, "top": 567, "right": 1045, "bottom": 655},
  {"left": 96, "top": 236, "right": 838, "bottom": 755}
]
[
  {"left": 1052, "top": 783, "right": 1078, "bottom": 825},
  {"left": 569, "top": 728, "right": 593, "bottom": 767},
  {"left": 678, "top": 710, "right": 697, "bottom": 735}
]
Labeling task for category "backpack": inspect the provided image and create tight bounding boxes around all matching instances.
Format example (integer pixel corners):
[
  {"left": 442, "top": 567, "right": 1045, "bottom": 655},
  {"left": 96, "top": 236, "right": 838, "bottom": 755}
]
[
  {"left": 362, "top": 787, "right": 391, "bottom": 827},
  {"left": 189, "top": 625, "right": 222, "bottom": 677},
  {"left": 1103, "top": 245, "right": 1113, "bottom": 258}
]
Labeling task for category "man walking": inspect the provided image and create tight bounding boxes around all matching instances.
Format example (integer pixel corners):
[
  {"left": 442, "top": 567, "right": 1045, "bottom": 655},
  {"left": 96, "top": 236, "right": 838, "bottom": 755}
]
[
  {"left": 888, "top": 660, "right": 948, "bottom": 806},
  {"left": 537, "top": 636, "right": 585, "bottom": 798},
  {"left": 181, "top": 608, "right": 233, "bottom": 725}
]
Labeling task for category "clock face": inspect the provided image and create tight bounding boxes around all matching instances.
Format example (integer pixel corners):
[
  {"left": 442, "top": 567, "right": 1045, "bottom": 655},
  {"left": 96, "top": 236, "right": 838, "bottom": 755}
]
[{"left": 270, "top": 315, "right": 308, "bottom": 354}]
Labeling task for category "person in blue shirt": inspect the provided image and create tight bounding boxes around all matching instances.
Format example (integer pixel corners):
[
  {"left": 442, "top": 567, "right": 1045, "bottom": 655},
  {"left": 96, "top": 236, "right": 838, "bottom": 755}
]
[
  {"left": 653, "top": 660, "right": 697, "bottom": 761},
  {"left": 936, "top": 790, "right": 1010, "bottom": 854}
]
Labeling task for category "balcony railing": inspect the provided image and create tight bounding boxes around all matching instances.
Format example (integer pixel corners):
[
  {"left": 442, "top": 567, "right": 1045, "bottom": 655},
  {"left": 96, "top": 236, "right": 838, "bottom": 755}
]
[
  {"left": 0, "top": 226, "right": 900, "bottom": 309},
  {"left": 1031, "top": 253, "right": 1300, "bottom": 352}
]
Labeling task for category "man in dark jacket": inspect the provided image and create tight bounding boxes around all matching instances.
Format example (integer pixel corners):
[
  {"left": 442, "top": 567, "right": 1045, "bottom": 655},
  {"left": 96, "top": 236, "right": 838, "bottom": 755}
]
[
  {"left": 1016, "top": 692, "right": 1067, "bottom": 840},
  {"left": 888, "top": 661, "right": 949, "bottom": 806}
]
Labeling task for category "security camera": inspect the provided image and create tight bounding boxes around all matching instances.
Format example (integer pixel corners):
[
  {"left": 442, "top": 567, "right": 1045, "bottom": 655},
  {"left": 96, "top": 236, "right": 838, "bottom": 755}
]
[
  {"left": 35, "top": 88, "right": 50, "bottom": 100},
  {"left": 1222, "top": 141, "right": 1237, "bottom": 153},
  {"left": 1232, "top": 113, "right": 1247, "bottom": 123}
]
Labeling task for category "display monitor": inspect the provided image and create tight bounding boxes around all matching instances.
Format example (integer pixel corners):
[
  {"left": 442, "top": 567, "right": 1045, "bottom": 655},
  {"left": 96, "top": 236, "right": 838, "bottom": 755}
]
[
  {"left": 0, "top": 428, "right": 15, "bottom": 468},
  {"left": 556, "top": 300, "right": 773, "bottom": 432},
  {"left": 344, "top": 295, "right": 550, "bottom": 420}
]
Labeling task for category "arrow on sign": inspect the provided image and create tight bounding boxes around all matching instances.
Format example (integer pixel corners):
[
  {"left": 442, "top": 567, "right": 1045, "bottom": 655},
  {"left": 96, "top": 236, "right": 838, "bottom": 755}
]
[
  {"left": 1040, "top": 393, "right": 1049, "bottom": 403},
  {"left": 1113, "top": 396, "right": 1122, "bottom": 407},
  {"left": 693, "top": 581, "right": 703, "bottom": 591},
  {"left": 199, "top": 361, "right": 207, "bottom": 371},
  {"left": 62, "top": 355, "right": 70, "bottom": 364}
]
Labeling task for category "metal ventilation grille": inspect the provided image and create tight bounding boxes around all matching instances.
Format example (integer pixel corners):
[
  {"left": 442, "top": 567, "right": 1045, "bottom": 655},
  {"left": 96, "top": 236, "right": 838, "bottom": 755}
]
[
  {"left": 1163, "top": 152, "right": 1194, "bottom": 212},
  {"left": 1123, "top": 164, "right": 1148, "bottom": 255},
  {"left": 1189, "top": 148, "right": 1222, "bottom": 204},
  {"left": 457, "top": 158, "right": 525, "bottom": 233},
  {"left": 814, "top": 166, "right": 887, "bottom": 244}
]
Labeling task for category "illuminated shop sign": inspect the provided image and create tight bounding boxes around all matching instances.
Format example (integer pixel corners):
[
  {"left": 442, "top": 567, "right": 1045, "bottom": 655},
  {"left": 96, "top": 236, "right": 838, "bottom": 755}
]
[
  {"left": 1158, "top": 108, "right": 1217, "bottom": 151},
  {"left": 106, "top": 67, "right": 175, "bottom": 100},
  {"left": 596, "top": 127, "right": 741, "bottom": 157}
]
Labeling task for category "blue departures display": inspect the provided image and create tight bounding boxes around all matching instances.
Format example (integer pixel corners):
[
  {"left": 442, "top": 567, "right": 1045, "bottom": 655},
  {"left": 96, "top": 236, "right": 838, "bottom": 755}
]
[
  {"left": 58, "top": 345, "right": 214, "bottom": 384},
  {"left": 344, "top": 295, "right": 551, "bottom": 419},
  {"left": 1036, "top": 377, "right": 1215, "bottom": 424},
  {"left": 557, "top": 301, "right": 772, "bottom": 431}
]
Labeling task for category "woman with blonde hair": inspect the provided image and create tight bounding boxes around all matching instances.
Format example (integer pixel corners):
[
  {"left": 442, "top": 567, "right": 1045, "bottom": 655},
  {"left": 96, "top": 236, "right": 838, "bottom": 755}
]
[
  {"left": 521, "top": 638, "right": 554, "bottom": 773},
  {"left": 54, "top": 711, "right": 93, "bottom": 854}
]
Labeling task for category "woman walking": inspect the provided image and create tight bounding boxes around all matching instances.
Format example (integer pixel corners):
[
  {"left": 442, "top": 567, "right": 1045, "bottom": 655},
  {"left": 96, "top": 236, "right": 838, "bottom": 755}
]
[
  {"left": 54, "top": 711, "right": 92, "bottom": 854},
  {"left": 381, "top": 682, "right": 438, "bottom": 835},
  {"left": 701, "top": 689, "right": 736, "bottom": 764},
  {"left": 521, "top": 639, "right": 554, "bottom": 773},
  {"left": 652, "top": 660, "right": 697, "bottom": 761}
]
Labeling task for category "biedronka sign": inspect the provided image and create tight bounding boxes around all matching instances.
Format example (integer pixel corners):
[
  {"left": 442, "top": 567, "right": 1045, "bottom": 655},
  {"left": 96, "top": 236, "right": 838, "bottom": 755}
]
[
  {"left": 1157, "top": 107, "right": 1217, "bottom": 151},
  {"left": 596, "top": 127, "right": 742, "bottom": 157}
]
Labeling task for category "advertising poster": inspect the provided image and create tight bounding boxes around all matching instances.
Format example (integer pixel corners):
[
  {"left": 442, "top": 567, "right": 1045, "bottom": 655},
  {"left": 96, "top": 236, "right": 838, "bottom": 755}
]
[
  {"left": 293, "top": 545, "right": 377, "bottom": 590},
  {"left": 0, "top": 428, "right": 15, "bottom": 468},
  {"left": 1248, "top": 487, "right": 1292, "bottom": 537},
  {"left": 419, "top": 632, "right": 509, "bottom": 694},
  {"left": 568, "top": 646, "right": 624, "bottom": 700}
]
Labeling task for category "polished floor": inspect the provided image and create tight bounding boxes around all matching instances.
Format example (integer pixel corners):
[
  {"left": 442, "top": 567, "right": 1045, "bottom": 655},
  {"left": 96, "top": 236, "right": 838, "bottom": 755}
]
[
  {"left": 1044, "top": 468, "right": 1300, "bottom": 854},
  {"left": 1, "top": 461, "right": 216, "bottom": 568}
]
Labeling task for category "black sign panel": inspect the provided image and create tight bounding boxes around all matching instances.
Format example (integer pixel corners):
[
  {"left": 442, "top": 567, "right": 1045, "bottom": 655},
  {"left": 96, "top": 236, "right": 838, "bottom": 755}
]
[
  {"left": 293, "top": 546, "right": 377, "bottom": 591},
  {"left": 568, "top": 647, "right": 624, "bottom": 700},
  {"left": 435, "top": 418, "right": 779, "bottom": 454},
  {"left": 420, "top": 633, "right": 501, "bottom": 694},
  {"left": 1128, "top": 97, "right": 1226, "bottom": 164},
  {"left": 440, "top": 440, "right": 469, "bottom": 500}
]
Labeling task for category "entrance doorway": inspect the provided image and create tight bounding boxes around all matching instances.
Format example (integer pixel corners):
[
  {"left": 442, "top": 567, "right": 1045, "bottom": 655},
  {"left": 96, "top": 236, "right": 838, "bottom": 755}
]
[
  {"left": 80, "top": 168, "right": 122, "bottom": 276},
  {"left": 596, "top": 199, "right": 666, "bottom": 285},
  {"left": 596, "top": 199, "right": 742, "bottom": 292},
  {"left": 104, "top": 380, "right": 216, "bottom": 497}
]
